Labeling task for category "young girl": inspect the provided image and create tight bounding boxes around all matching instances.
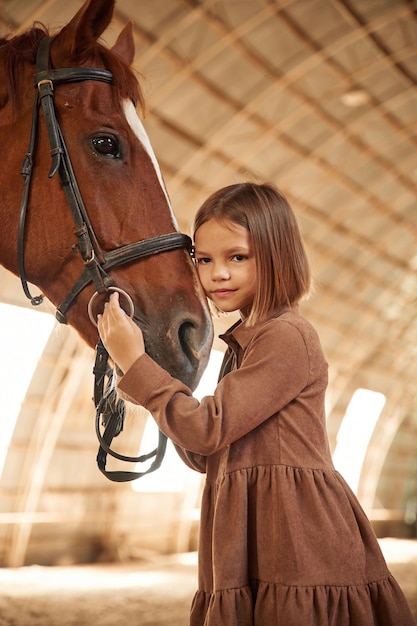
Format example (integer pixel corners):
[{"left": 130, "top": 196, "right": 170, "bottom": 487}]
[{"left": 98, "top": 183, "right": 415, "bottom": 626}]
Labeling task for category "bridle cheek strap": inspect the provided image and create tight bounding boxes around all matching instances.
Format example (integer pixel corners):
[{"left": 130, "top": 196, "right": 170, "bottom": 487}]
[
  {"left": 36, "top": 37, "right": 115, "bottom": 311},
  {"left": 18, "top": 36, "right": 116, "bottom": 312}
]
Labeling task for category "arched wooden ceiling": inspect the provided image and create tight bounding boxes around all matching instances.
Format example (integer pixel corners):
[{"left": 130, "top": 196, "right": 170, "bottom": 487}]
[{"left": 0, "top": 0, "right": 416, "bottom": 566}]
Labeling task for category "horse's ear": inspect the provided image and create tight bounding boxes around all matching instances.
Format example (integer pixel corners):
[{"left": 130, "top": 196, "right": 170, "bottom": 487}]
[
  {"left": 111, "top": 21, "right": 135, "bottom": 66},
  {"left": 51, "top": 0, "right": 116, "bottom": 63}
]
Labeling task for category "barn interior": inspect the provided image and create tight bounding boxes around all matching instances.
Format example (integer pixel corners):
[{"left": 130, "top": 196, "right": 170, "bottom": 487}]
[{"left": 0, "top": 0, "right": 416, "bottom": 624}]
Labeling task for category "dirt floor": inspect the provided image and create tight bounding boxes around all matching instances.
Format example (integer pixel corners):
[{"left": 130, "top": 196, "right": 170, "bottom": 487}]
[{"left": 0, "top": 539, "right": 416, "bottom": 626}]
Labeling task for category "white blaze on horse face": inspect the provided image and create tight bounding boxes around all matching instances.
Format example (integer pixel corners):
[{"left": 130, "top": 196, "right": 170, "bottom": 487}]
[{"left": 123, "top": 100, "right": 179, "bottom": 229}]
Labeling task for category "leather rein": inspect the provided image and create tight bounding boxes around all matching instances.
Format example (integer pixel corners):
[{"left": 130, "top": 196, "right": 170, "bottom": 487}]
[{"left": 17, "top": 35, "right": 193, "bottom": 482}]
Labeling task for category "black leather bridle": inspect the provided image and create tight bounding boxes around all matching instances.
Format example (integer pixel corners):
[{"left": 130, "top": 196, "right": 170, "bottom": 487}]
[{"left": 17, "top": 35, "right": 193, "bottom": 481}]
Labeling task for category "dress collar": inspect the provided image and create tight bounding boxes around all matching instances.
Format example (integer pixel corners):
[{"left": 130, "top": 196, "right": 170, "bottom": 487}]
[{"left": 219, "top": 305, "right": 297, "bottom": 352}]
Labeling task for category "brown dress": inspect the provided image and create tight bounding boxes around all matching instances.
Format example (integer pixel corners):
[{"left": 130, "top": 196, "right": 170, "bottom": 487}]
[{"left": 118, "top": 306, "right": 415, "bottom": 626}]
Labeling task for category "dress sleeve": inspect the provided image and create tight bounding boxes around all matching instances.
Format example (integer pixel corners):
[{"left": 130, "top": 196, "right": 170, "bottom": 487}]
[
  {"left": 172, "top": 444, "right": 207, "bottom": 473},
  {"left": 118, "top": 319, "right": 310, "bottom": 455}
]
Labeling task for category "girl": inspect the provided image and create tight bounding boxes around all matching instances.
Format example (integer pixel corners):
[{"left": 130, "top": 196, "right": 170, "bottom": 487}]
[{"left": 98, "top": 183, "right": 415, "bottom": 625}]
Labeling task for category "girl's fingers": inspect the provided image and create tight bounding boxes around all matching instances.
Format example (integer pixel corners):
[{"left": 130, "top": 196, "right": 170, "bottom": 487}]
[{"left": 109, "top": 292, "right": 130, "bottom": 322}]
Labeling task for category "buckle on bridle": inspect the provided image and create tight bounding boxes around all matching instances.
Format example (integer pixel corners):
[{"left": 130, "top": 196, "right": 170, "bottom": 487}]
[
  {"left": 84, "top": 250, "right": 95, "bottom": 265},
  {"left": 37, "top": 78, "right": 53, "bottom": 89}
]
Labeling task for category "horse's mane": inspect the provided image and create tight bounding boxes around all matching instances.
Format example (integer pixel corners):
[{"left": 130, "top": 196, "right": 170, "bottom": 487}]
[{"left": 0, "top": 23, "right": 144, "bottom": 112}]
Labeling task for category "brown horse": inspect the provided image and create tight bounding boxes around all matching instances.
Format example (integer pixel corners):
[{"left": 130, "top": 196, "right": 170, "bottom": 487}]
[{"left": 0, "top": 0, "right": 213, "bottom": 391}]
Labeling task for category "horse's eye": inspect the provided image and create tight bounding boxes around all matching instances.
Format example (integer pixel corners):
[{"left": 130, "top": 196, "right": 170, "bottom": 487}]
[{"left": 91, "top": 135, "right": 120, "bottom": 158}]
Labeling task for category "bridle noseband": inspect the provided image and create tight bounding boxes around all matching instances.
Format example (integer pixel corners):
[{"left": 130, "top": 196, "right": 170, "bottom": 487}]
[{"left": 17, "top": 35, "right": 194, "bottom": 481}]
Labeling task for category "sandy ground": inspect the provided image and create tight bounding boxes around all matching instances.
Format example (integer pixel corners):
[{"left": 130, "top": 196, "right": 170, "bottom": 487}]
[{"left": 0, "top": 539, "right": 416, "bottom": 626}]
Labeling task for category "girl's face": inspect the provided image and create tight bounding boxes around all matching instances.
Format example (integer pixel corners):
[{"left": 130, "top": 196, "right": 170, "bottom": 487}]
[{"left": 194, "top": 218, "right": 257, "bottom": 318}]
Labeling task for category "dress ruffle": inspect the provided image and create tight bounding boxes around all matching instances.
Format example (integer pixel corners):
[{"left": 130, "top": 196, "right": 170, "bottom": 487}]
[
  {"left": 191, "top": 575, "right": 414, "bottom": 625},
  {"left": 192, "top": 464, "right": 415, "bottom": 625}
]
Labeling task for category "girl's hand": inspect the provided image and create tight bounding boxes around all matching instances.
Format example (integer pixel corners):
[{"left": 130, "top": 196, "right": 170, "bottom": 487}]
[{"left": 97, "top": 291, "right": 145, "bottom": 374}]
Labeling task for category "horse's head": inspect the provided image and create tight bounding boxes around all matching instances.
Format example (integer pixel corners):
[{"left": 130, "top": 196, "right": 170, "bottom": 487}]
[{"left": 0, "top": 0, "right": 213, "bottom": 389}]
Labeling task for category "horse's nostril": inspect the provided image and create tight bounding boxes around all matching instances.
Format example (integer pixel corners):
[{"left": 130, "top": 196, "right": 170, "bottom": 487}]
[
  {"left": 178, "top": 321, "right": 199, "bottom": 368},
  {"left": 176, "top": 315, "right": 213, "bottom": 390}
]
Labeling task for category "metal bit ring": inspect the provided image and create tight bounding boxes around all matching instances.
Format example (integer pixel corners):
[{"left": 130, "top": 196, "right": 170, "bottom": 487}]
[{"left": 88, "top": 287, "right": 134, "bottom": 327}]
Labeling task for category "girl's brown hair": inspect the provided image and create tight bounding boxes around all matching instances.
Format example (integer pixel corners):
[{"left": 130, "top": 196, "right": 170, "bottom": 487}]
[{"left": 193, "top": 182, "right": 312, "bottom": 325}]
